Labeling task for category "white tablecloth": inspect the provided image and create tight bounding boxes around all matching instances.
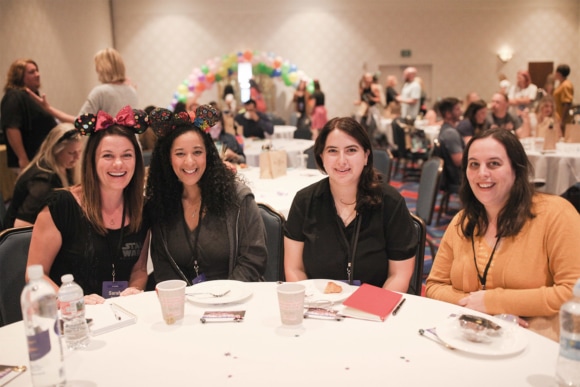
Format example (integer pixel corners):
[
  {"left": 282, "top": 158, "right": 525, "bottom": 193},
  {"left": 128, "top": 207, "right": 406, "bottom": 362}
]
[
  {"left": 526, "top": 148, "right": 580, "bottom": 195},
  {"left": 272, "top": 125, "right": 296, "bottom": 139},
  {"left": 238, "top": 166, "right": 326, "bottom": 217},
  {"left": 243, "top": 138, "right": 315, "bottom": 169},
  {"left": 1, "top": 283, "right": 559, "bottom": 387}
]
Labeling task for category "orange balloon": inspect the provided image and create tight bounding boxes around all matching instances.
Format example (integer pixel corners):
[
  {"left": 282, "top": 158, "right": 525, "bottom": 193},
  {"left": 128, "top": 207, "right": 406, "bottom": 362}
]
[
  {"left": 206, "top": 73, "right": 215, "bottom": 83},
  {"left": 243, "top": 50, "right": 253, "bottom": 61}
]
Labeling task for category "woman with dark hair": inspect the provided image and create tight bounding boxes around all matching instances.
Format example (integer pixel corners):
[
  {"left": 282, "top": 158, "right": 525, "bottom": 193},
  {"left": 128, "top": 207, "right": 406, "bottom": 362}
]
[
  {"left": 145, "top": 105, "right": 267, "bottom": 285},
  {"left": 284, "top": 117, "right": 417, "bottom": 290},
  {"left": 27, "top": 106, "right": 151, "bottom": 304},
  {"left": 553, "top": 64, "right": 574, "bottom": 133},
  {"left": 426, "top": 129, "right": 580, "bottom": 341},
  {"left": 4, "top": 123, "right": 82, "bottom": 229},
  {"left": 456, "top": 99, "right": 489, "bottom": 142},
  {"left": 309, "top": 79, "right": 328, "bottom": 140}
]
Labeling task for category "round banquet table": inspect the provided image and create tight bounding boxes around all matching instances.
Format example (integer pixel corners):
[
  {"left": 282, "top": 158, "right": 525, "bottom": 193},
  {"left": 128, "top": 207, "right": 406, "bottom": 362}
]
[
  {"left": 272, "top": 125, "right": 296, "bottom": 139},
  {"left": 0, "top": 282, "right": 560, "bottom": 387},
  {"left": 237, "top": 166, "right": 326, "bottom": 217},
  {"left": 525, "top": 147, "right": 580, "bottom": 195}
]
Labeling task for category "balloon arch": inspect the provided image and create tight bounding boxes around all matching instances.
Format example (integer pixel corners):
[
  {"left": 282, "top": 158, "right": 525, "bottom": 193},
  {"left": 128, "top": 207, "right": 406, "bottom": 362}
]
[{"left": 170, "top": 50, "right": 312, "bottom": 108}]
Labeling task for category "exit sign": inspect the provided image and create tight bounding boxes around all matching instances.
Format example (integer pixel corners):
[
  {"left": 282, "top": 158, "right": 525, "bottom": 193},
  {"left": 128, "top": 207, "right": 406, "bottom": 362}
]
[{"left": 401, "top": 49, "right": 412, "bottom": 58}]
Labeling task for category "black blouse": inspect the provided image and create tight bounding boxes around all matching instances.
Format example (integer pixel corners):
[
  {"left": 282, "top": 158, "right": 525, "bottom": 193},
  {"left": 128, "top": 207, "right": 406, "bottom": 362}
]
[
  {"left": 47, "top": 190, "right": 149, "bottom": 295},
  {"left": 284, "top": 178, "right": 417, "bottom": 287}
]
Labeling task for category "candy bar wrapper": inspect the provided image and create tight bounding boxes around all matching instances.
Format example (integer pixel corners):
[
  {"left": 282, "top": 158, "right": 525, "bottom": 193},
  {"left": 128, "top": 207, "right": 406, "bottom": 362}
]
[{"left": 200, "top": 311, "right": 246, "bottom": 323}]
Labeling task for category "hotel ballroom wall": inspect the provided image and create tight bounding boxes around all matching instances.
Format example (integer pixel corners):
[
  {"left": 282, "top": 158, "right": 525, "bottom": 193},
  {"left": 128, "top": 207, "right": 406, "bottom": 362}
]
[{"left": 0, "top": 0, "right": 579, "bottom": 121}]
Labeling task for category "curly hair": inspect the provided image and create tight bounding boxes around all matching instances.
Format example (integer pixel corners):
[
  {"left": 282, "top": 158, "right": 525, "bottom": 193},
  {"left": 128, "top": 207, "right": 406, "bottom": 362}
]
[
  {"left": 313, "top": 117, "right": 384, "bottom": 209},
  {"left": 145, "top": 122, "right": 238, "bottom": 224},
  {"left": 4, "top": 58, "right": 38, "bottom": 92},
  {"left": 459, "top": 128, "right": 535, "bottom": 238}
]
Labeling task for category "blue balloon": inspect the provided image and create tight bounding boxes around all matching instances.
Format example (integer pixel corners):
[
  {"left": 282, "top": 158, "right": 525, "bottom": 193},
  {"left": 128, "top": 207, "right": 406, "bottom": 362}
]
[
  {"left": 290, "top": 64, "right": 297, "bottom": 72},
  {"left": 272, "top": 69, "right": 282, "bottom": 77}
]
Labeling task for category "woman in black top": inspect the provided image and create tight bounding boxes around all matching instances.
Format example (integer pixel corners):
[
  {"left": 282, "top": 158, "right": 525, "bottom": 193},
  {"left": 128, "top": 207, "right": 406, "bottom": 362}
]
[
  {"left": 4, "top": 123, "right": 81, "bottom": 229},
  {"left": 27, "top": 106, "right": 150, "bottom": 304},
  {"left": 284, "top": 117, "right": 417, "bottom": 290}
]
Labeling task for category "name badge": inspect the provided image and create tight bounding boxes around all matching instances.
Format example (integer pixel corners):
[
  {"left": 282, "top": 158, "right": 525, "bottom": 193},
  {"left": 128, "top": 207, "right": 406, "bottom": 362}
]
[
  {"left": 102, "top": 281, "right": 129, "bottom": 298},
  {"left": 192, "top": 273, "right": 206, "bottom": 285}
]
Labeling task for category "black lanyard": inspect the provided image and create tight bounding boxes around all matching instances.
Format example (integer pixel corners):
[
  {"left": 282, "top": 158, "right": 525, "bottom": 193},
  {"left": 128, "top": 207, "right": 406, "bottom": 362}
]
[
  {"left": 337, "top": 213, "right": 362, "bottom": 285},
  {"left": 106, "top": 203, "right": 126, "bottom": 282},
  {"left": 181, "top": 199, "right": 204, "bottom": 280},
  {"left": 471, "top": 235, "right": 501, "bottom": 290}
]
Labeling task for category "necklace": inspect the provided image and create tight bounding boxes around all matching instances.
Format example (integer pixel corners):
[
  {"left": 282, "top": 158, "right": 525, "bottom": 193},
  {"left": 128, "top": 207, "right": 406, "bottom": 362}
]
[{"left": 339, "top": 198, "right": 357, "bottom": 206}]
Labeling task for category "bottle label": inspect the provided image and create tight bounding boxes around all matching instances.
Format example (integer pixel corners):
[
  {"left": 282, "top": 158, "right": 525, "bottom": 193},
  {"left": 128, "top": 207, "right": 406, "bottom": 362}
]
[
  {"left": 60, "top": 298, "right": 84, "bottom": 317},
  {"left": 27, "top": 329, "right": 51, "bottom": 361},
  {"left": 559, "top": 338, "right": 580, "bottom": 361}
]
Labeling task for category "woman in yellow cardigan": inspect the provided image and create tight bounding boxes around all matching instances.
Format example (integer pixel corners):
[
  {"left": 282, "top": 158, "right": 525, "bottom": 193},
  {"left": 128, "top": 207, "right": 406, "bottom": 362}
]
[{"left": 426, "top": 128, "right": 580, "bottom": 342}]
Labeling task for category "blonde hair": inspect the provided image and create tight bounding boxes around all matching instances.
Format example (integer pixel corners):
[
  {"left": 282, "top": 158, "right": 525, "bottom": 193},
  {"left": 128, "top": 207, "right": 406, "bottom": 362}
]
[
  {"left": 19, "top": 123, "right": 81, "bottom": 187},
  {"left": 94, "top": 48, "right": 126, "bottom": 84}
]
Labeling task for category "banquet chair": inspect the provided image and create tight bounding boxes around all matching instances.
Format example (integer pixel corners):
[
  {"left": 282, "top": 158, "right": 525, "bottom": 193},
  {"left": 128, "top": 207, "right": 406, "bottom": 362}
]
[
  {"left": 0, "top": 189, "right": 6, "bottom": 231},
  {"left": 433, "top": 138, "right": 460, "bottom": 226},
  {"left": 415, "top": 156, "right": 443, "bottom": 259},
  {"left": 392, "top": 118, "right": 428, "bottom": 181},
  {"left": 0, "top": 226, "right": 33, "bottom": 326},
  {"left": 304, "top": 146, "right": 317, "bottom": 169},
  {"left": 258, "top": 203, "right": 286, "bottom": 282},
  {"left": 407, "top": 213, "right": 426, "bottom": 296},
  {"left": 372, "top": 149, "right": 392, "bottom": 183}
]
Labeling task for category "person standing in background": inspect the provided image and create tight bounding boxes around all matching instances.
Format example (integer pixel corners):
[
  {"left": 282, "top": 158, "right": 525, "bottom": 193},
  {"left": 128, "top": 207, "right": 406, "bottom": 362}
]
[
  {"left": 27, "top": 48, "right": 138, "bottom": 121},
  {"left": 385, "top": 75, "right": 399, "bottom": 106},
  {"left": 249, "top": 79, "right": 267, "bottom": 113},
  {"left": 309, "top": 79, "right": 328, "bottom": 140},
  {"left": 397, "top": 67, "right": 421, "bottom": 121},
  {"left": 508, "top": 70, "right": 538, "bottom": 113},
  {"left": 1, "top": 59, "right": 57, "bottom": 173},
  {"left": 553, "top": 64, "right": 574, "bottom": 134}
]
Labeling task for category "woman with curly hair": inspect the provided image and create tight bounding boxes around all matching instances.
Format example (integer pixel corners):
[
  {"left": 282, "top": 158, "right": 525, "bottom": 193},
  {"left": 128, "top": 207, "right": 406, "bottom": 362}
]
[
  {"left": 146, "top": 105, "right": 267, "bottom": 285},
  {"left": 284, "top": 117, "right": 417, "bottom": 290}
]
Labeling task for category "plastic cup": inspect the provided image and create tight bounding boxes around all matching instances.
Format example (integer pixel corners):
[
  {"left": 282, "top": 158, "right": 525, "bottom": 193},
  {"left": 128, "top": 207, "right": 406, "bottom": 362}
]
[
  {"left": 277, "top": 283, "right": 305, "bottom": 327},
  {"left": 156, "top": 280, "right": 186, "bottom": 324}
]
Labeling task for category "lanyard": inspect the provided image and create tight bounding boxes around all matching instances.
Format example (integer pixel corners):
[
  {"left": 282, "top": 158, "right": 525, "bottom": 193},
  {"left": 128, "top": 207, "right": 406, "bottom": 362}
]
[
  {"left": 337, "top": 213, "right": 362, "bottom": 285},
  {"left": 471, "top": 235, "right": 501, "bottom": 290},
  {"left": 106, "top": 203, "right": 126, "bottom": 282},
  {"left": 181, "top": 199, "right": 204, "bottom": 280}
]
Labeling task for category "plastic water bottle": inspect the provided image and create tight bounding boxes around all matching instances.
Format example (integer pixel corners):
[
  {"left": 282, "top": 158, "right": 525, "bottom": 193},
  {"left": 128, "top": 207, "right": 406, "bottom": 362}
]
[
  {"left": 58, "top": 274, "right": 90, "bottom": 350},
  {"left": 20, "top": 265, "right": 66, "bottom": 386},
  {"left": 556, "top": 278, "right": 580, "bottom": 386}
]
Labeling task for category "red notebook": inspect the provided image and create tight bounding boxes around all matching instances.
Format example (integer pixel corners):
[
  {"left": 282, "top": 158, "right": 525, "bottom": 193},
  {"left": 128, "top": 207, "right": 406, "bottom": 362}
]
[{"left": 340, "top": 283, "right": 403, "bottom": 321}]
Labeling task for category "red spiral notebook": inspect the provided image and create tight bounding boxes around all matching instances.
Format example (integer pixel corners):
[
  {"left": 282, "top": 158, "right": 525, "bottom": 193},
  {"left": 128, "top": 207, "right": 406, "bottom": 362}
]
[{"left": 339, "top": 283, "right": 403, "bottom": 321}]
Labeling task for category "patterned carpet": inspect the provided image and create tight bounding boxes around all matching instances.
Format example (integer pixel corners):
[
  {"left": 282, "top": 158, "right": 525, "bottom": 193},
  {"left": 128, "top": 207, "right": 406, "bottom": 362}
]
[{"left": 389, "top": 174, "right": 461, "bottom": 278}]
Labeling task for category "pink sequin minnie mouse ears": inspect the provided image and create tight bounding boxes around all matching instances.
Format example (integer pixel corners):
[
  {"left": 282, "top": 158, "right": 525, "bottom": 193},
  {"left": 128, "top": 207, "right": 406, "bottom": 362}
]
[
  {"left": 148, "top": 104, "right": 221, "bottom": 138},
  {"left": 74, "top": 105, "right": 149, "bottom": 136}
]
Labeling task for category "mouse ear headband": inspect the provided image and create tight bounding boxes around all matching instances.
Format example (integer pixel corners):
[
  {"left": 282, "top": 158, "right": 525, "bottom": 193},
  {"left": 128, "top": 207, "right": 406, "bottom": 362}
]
[
  {"left": 74, "top": 105, "right": 149, "bottom": 136},
  {"left": 149, "top": 104, "right": 221, "bottom": 138}
]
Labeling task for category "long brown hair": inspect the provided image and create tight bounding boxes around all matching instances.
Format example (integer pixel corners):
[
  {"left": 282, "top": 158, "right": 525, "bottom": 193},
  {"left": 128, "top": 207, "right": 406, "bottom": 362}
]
[
  {"left": 314, "top": 117, "right": 383, "bottom": 209},
  {"left": 459, "top": 129, "right": 535, "bottom": 238},
  {"left": 81, "top": 125, "right": 144, "bottom": 235}
]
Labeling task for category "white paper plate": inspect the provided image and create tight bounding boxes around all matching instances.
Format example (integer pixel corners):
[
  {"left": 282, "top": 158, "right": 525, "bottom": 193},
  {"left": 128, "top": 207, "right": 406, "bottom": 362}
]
[
  {"left": 185, "top": 280, "right": 252, "bottom": 305},
  {"left": 435, "top": 315, "right": 528, "bottom": 356},
  {"left": 297, "top": 279, "right": 356, "bottom": 304}
]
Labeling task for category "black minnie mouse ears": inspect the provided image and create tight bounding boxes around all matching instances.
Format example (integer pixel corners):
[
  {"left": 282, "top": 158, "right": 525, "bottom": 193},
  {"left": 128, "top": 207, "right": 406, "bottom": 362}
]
[
  {"left": 74, "top": 106, "right": 149, "bottom": 136},
  {"left": 148, "top": 104, "right": 221, "bottom": 138}
]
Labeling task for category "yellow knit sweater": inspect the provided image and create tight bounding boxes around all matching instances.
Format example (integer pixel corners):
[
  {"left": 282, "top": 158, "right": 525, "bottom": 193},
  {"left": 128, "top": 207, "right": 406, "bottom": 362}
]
[{"left": 426, "top": 194, "right": 580, "bottom": 342}]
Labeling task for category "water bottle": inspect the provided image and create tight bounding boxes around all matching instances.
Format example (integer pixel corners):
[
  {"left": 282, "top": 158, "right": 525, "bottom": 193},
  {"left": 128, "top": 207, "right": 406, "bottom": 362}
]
[
  {"left": 556, "top": 278, "right": 580, "bottom": 386},
  {"left": 21, "top": 265, "right": 66, "bottom": 386},
  {"left": 58, "top": 274, "right": 90, "bottom": 350}
]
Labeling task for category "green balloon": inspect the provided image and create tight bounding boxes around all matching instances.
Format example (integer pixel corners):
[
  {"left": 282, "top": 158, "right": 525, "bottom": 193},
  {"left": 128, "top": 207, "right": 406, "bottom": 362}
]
[
  {"left": 306, "top": 80, "right": 314, "bottom": 94},
  {"left": 201, "top": 65, "right": 209, "bottom": 74},
  {"left": 215, "top": 74, "right": 223, "bottom": 82}
]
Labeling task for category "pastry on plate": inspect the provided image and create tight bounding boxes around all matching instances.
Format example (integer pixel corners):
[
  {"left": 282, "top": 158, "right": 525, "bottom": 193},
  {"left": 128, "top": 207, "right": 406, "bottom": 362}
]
[{"left": 324, "top": 281, "right": 342, "bottom": 294}]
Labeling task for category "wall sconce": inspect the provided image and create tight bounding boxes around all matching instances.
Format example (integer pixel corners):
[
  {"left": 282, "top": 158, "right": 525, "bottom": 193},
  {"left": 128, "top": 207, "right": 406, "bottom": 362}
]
[{"left": 497, "top": 47, "right": 513, "bottom": 63}]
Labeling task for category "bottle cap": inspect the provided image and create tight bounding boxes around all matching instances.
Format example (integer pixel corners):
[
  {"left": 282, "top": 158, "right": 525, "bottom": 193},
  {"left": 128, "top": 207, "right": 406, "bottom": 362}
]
[
  {"left": 574, "top": 278, "right": 580, "bottom": 297},
  {"left": 27, "top": 265, "right": 44, "bottom": 280},
  {"left": 61, "top": 274, "right": 74, "bottom": 284}
]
